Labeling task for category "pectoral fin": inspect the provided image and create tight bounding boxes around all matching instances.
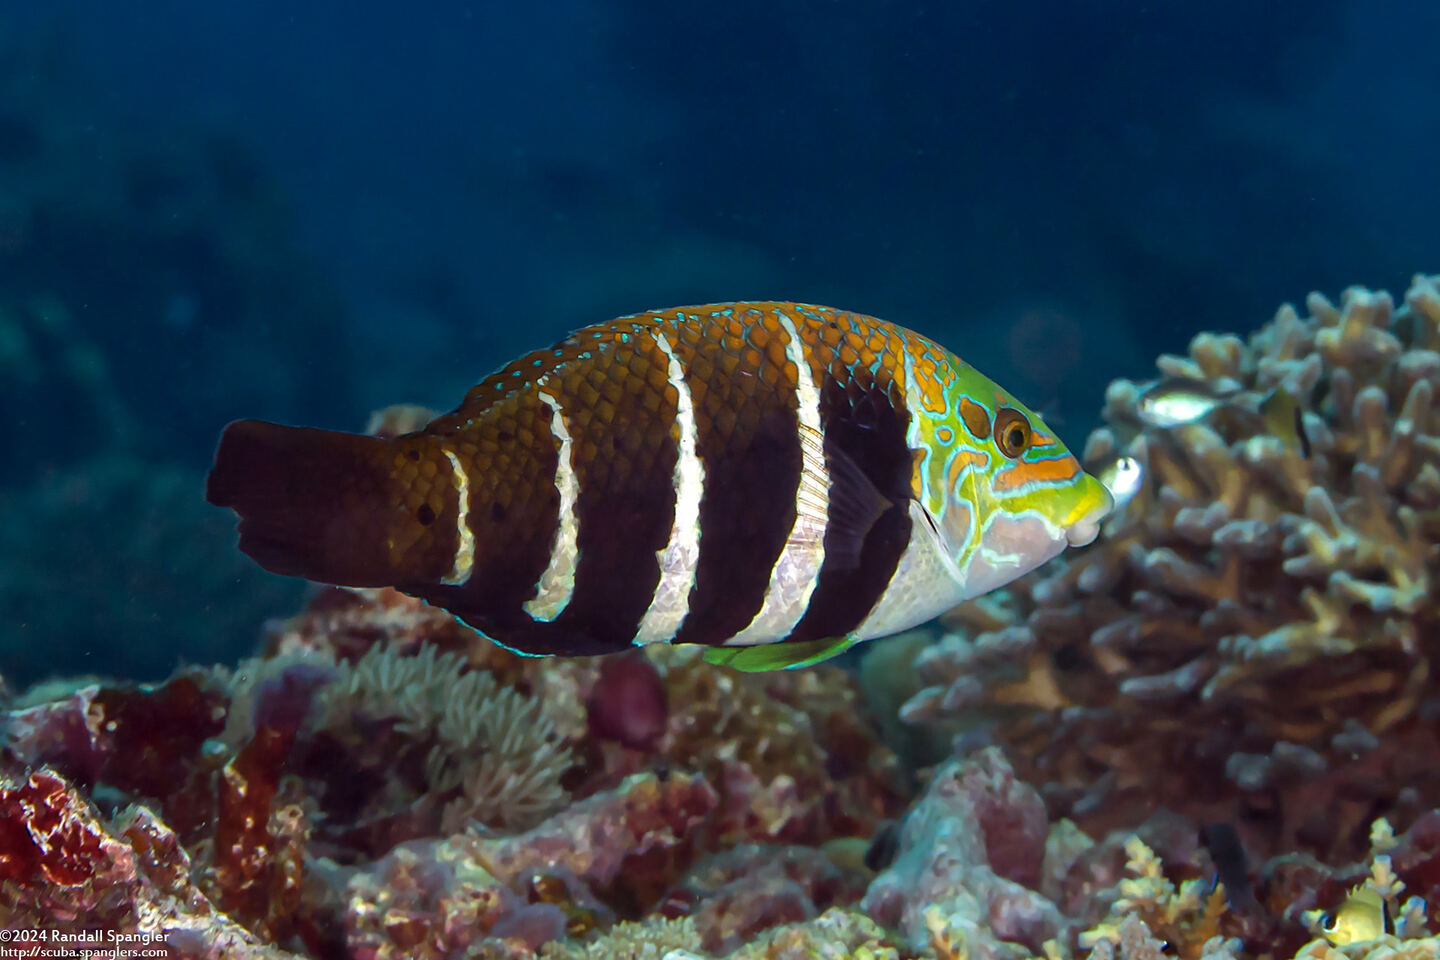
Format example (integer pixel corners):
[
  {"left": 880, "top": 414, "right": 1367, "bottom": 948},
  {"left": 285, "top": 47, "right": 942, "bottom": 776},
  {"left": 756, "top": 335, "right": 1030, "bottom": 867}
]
[{"left": 822, "top": 438, "right": 894, "bottom": 571}]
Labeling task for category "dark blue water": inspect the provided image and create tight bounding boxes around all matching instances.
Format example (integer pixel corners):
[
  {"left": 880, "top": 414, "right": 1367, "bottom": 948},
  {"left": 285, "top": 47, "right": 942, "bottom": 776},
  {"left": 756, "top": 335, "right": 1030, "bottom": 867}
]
[{"left": 2, "top": 0, "right": 1436, "bottom": 683}]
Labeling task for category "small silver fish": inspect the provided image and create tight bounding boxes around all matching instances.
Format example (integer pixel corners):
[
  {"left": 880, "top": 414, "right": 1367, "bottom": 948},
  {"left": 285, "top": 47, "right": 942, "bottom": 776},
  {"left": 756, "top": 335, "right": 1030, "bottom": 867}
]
[
  {"left": 1134, "top": 377, "right": 1235, "bottom": 428},
  {"left": 1134, "top": 377, "right": 1311, "bottom": 457},
  {"left": 1095, "top": 454, "right": 1144, "bottom": 512}
]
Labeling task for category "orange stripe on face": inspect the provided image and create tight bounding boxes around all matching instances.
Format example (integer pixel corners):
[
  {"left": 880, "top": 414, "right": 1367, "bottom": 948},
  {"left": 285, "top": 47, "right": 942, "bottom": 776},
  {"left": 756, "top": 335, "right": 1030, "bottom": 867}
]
[
  {"left": 946, "top": 448, "right": 990, "bottom": 498},
  {"left": 993, "top": 455, "right": 1080, "bottom": 492}
]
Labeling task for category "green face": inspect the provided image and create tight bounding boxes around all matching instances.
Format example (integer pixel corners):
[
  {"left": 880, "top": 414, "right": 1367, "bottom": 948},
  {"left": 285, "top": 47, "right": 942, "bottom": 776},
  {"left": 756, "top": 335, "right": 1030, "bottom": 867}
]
[{"left": 903, "top": 342, "right": 1113, "bottom": 598}]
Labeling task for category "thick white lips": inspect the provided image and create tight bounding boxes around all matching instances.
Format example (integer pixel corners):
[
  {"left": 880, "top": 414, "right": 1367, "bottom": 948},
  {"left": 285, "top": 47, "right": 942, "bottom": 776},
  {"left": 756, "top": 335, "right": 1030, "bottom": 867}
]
[
  {"left": 1066, "top": 515, "right": 1103, "bottom": 546},
  {"left": 1063, "top": 475, "right": 1115, "bottom": 546}
]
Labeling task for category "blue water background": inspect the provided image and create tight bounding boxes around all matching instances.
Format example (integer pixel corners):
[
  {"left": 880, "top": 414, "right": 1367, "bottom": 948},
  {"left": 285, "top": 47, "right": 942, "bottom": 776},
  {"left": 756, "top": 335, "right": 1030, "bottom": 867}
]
[{"left": 1, "top": 1, "right": 1436, "bottom": 682}]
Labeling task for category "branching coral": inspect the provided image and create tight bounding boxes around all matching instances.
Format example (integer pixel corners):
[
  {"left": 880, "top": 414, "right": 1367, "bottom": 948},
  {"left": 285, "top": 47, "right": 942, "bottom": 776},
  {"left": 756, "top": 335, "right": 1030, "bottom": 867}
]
[
  {"left": 1073, "top": 811, "right": 1440, "bottom": 960},
  {"left": 1079, "top": 837, "right": 1227, "bottom": 960},
  {"left": 901, "top": 274, "right": 1440, "bottom": 860}
]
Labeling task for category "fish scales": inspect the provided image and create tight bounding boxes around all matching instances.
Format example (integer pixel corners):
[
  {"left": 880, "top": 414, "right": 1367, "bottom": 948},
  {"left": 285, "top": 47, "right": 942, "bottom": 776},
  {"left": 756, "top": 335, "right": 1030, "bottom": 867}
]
[
  {"left": 424, "top": 302, "right": 912, "bottom": 655},
  {"left": 207, "top": 301, "right": 1113, "bottom": 670}
]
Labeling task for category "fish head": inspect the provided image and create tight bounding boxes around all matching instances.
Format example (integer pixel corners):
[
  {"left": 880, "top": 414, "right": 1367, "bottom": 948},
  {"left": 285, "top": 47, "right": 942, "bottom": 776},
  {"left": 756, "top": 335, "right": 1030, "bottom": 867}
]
[
  {"left": 1318, "top": 887, "right": 1389, "bottom": 946},
  {"left": 907, "top": 355, "right": 1113, "bottom": 600}
]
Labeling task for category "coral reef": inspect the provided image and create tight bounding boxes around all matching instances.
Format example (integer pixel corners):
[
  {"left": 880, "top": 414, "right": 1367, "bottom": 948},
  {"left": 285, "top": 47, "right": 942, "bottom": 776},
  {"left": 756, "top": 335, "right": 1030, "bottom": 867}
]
[
  {"left": 1, "top": 582, "right": 907, "bottom": 956},
  {"left": 11, "top": 617, "right": 1440, "bottom": 958},
  {"left": 0, "top": 765, "right": 304, "bottom": 958},
  {"left": 9, "top": 275, "right": 1440, "bottom": 960},
  {"left": 863, "top": 747, "right": 1067, "bottom": 958},
  {"left": 902, "top": 274, "right": 1440, "bottom": 863}
]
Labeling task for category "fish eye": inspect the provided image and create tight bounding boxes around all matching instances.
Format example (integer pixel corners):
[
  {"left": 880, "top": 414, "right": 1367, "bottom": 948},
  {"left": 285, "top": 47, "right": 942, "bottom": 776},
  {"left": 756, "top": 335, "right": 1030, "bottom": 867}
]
[{"left": 994, "top": 408, "right": 1032, "bottom": 458}]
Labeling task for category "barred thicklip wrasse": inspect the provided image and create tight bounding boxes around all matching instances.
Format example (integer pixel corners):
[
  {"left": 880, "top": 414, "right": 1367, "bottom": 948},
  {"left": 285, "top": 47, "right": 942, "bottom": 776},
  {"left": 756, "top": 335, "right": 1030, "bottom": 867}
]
[{"left": 207, "top": 302, "right": 1112, "bottom": 670}]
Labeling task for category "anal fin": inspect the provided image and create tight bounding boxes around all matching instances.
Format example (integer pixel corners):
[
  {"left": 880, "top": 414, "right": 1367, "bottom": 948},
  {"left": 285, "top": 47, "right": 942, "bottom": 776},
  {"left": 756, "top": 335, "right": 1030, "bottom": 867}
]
[{"left": 702, "top": 634, "right": 861, "bottom": 672}]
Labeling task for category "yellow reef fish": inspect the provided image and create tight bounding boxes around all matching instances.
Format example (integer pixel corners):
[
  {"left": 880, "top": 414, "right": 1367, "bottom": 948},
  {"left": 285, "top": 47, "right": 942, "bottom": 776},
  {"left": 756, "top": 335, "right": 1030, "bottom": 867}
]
[{"left": 1319, "top": 887, "right": 1391, "bottom": 946}]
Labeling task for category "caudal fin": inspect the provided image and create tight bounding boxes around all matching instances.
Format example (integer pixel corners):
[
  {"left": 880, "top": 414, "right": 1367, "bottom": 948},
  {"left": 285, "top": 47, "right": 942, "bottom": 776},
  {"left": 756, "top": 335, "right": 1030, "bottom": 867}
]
[{"left": 206, "top": 419, "right": 420, "bottom": 586}]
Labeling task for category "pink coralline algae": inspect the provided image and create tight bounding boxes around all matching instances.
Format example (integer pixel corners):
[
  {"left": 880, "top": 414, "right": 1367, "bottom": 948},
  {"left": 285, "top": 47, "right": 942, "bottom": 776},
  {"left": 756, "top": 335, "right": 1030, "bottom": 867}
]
[
  {"left": 586, "top": 650, "right": 669, "bottom": 751},
  {"left": 676, "top": 844, "right": 874, "bottom": 954},
  {"left": 0, "top": 583, "right": 908, "bottom": 957},
  {"left": 863, "top": 747, "right": 1068, "bottom": 958},
  {"left": 0, "top": 764, "right": 302, "bottom": 959},
  {"left": 341, "top": 770, "right": 718, "bottom": 958},
  {"left": 11, "top": 642, "right": 1440, "bottom": 959}
]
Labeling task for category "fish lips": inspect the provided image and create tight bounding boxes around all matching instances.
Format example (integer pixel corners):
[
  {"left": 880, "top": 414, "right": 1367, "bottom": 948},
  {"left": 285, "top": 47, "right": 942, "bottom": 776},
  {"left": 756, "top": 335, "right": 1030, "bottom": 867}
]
[
  {"left": 1066, "top": 514, "right": 1104, "bottom": 547},
  {"left": 1063, "top": 476, "right": 1114, "bottom": 546}
]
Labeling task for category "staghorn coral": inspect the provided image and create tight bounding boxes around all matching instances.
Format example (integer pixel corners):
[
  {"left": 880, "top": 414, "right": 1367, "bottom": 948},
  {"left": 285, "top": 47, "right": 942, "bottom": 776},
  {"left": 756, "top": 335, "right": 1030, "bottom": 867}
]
[
  {"left": 1079, "top": 837, "right": 1227, "bottom": 960},
  {"left": 1074, "top": 810, "right": 1440, "bottom": 960},
  {"left": 17, "top": 651, "right": 1440, "bottom": 960},
  {"left": 1292, "top": 939, "right": 1440, "bottom": 960},
  {"left": 15, "top": 273, "right": 1440, "bottom": 957},
  {"left": 902, "top": 274, "right": 1440, "bottom": 861}
]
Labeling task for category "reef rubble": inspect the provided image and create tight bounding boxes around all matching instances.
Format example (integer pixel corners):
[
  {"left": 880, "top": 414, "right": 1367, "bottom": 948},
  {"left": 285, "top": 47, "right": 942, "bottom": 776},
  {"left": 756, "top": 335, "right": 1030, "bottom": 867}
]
[{"left": 0, "top": 584, "right": 905, "bottom": 956}]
